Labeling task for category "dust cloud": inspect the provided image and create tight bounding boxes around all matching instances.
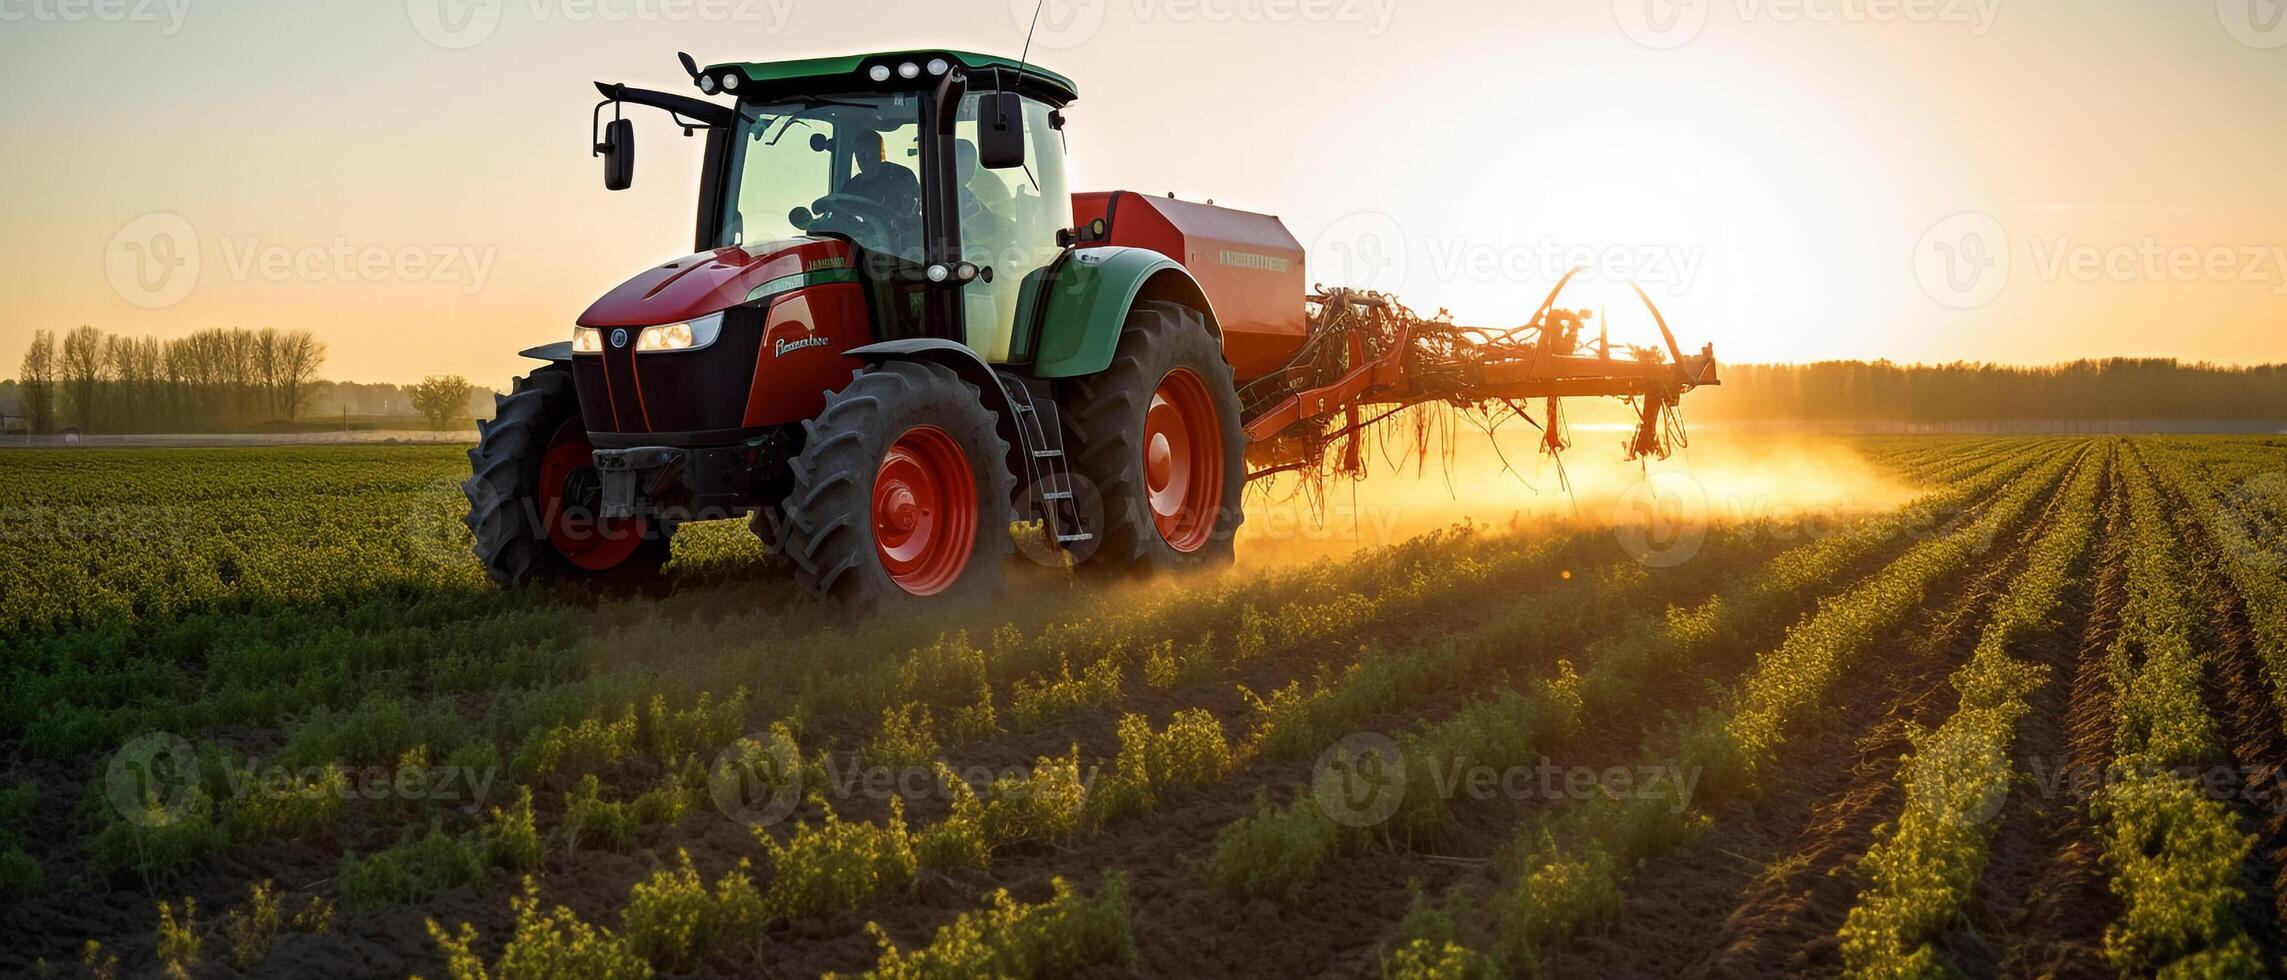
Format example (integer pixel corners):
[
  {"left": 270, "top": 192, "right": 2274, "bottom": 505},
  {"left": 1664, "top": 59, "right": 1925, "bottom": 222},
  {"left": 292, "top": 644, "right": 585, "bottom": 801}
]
[{"left": 1233, "top": 413, "right": 1919, "bottom": 571}]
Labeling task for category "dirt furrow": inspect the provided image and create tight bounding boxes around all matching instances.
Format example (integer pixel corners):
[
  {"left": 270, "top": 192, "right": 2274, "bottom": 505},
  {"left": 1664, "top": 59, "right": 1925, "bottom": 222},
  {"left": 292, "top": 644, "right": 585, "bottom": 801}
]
[{"left": 1984, "top": 455, "right": 2128, "bottom": 980}]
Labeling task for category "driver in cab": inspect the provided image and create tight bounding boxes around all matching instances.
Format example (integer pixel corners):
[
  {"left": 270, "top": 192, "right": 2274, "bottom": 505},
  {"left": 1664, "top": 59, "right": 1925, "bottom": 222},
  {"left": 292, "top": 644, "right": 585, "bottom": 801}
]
[{"left": 842, "top": 128, "right": 919, "bottom": 218}]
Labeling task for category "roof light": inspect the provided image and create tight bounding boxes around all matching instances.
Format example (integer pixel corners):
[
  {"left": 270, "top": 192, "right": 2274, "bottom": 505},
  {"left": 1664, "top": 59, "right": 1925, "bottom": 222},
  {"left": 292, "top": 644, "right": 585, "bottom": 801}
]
[
  {"left": 897, "top": 61, "right": 920, "bottom": 79},
  {"left": 719, "top": 72, "right": 739, "bottom": 91},
  {"left": 868, "top": 65, "right": 892, "bottom": 82},
  {"left": 697, "top": 75, "right": 717, "bottom": 94},
  {"left": 925, "top": 264, "right": 950, "bottom": 283},
  {"left": 926, "top": 58, "right": 950, "bottom": 76}
]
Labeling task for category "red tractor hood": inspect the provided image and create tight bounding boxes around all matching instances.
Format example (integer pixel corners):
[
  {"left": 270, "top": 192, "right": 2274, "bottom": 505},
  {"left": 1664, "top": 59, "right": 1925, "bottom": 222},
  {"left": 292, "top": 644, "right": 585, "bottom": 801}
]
[{"left": 578, "top": 238, "right": 852, "bottom": 329}]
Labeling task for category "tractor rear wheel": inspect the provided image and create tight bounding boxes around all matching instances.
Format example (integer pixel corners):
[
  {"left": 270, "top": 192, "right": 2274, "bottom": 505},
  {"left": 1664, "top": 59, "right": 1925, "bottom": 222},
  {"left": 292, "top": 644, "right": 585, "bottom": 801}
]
[
  {"left": 779, "top": 360, "right": 1013, "bottom": 603},
  {"left": 463, "top": 368, "right": 670, "bottom": 587},
  {"left": 1060, "top": 301, "right": 1246, "bottom": 574}
]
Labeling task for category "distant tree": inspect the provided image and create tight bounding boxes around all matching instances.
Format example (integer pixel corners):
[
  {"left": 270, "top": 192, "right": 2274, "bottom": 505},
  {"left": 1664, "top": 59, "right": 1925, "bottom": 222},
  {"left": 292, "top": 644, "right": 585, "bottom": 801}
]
[
  {"left": 59, "top": 325, "right": 104, "bottom": 430},
  {"left": 18, "top": 329, "right": 57, "bottom": 434},
  {"left": 274, "top": 330, "right": 325, "bottom": 422},
  {"left": 410, "top": 376, "right": 474, "bottom": 432}
]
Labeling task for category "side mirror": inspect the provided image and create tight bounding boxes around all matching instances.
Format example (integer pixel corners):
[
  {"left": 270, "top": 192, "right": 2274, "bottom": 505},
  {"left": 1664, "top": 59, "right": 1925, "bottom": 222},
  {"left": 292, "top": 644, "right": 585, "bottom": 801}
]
[
  {"left": 598, "top": 118, "right": 635, "bottom": 191},
  {"left": 978, "top": 92, "right": 1026, "bottom": 170}
]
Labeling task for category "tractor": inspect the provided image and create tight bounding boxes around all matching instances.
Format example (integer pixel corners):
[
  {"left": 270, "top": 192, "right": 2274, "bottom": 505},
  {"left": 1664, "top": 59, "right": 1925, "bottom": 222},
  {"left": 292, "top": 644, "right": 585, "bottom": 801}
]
[{"left": 463, "top": 50, "right": 1718, "bottom": 603}]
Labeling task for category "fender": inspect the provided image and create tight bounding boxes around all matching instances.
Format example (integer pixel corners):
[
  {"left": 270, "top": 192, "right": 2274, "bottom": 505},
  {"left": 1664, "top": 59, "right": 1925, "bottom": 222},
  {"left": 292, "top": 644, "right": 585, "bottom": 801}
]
[
  {"left": 846, "top": 339, "right": 1029, "bottom": 457},
  {"left": 1018, "top": 246, "right": 1221, "bottom": 379},
  {"left": 519, "top": 341, "right": 574, "bottom": 364}
]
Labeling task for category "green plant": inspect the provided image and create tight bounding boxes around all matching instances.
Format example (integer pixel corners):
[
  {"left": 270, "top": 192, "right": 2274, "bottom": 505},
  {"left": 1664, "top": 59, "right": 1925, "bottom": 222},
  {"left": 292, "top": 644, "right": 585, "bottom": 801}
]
[
  {"left": 1204, "top": 789, "right": 1341, "bottom": 903},
  {"left": 867, "top": 702, "right": 940, "bottom": 770},
  {"left": 155, "top": 897, "right": 200, "bottom": 978},
  {"left": 428, "top": 876, "right": 652, "bottom": 980},
  {"left": 226, "top": 879, "right": 283, "bottom": 968},
  {"left": 836, "top": 873, "right": 1134, "bottom": 979},
  {"left": 340, "top": 823, "right": 487, "bottom": 908},
  {"left": 480, "top": 785, "right": 544, "bottom": 872},
  {"left": 621, "top": 849, "right": 765, "bottom": 970},
  {"left": 758, "top": 797, "right": 918, "bottom": 922}
]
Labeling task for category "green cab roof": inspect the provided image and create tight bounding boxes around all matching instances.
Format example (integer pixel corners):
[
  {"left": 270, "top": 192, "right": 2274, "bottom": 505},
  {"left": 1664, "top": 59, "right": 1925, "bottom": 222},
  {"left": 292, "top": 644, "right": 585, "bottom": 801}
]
[{"left": 704, "top": 50, "right": 1078, "bottom": 103}]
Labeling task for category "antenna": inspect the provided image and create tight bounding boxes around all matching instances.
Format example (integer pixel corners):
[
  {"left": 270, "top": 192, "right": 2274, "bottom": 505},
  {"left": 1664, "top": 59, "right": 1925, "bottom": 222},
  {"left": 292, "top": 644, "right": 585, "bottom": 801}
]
[{"left": 1015, "top": 0, "right": 1045, "bottom": 85}]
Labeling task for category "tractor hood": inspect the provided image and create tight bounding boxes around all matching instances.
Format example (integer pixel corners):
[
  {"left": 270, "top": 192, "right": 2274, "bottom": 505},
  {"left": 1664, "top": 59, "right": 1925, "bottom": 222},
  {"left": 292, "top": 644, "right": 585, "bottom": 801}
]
[{"left": 578, "top": 238, "right": 853, "bottom": 329}]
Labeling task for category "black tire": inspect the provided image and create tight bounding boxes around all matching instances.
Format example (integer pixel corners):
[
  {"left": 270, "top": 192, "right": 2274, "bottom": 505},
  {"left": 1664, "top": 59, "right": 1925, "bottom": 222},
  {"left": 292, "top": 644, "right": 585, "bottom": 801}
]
[
  {"left": 1059, "top": 301, "right": 1246, "bottom": 574},
  {"left": 462, "top": 368, "right": 670, "bottom": 588},
  {"left": 779, "top": 360, "right": 1014, "bottom": 603}
]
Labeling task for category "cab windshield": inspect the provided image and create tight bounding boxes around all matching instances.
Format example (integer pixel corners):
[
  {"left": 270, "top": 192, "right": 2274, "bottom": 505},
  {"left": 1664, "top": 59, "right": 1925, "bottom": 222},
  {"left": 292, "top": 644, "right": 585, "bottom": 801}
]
[{"left": 721, "top": 93, "right": 924, "bottom": 263}]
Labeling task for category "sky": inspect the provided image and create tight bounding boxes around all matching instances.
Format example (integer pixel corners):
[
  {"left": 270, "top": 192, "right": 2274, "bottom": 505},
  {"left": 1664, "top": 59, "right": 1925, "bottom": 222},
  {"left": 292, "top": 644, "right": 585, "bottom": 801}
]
[{"left": 0, "top": 0, "right": 2282, "bottom": 387}]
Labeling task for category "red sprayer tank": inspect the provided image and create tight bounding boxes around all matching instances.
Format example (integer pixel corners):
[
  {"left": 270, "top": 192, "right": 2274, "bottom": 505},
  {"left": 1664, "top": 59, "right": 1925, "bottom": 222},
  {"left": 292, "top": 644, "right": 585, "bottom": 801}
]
[{"left": 1072, "top": 191, "right": 1307, "bottom": 380}]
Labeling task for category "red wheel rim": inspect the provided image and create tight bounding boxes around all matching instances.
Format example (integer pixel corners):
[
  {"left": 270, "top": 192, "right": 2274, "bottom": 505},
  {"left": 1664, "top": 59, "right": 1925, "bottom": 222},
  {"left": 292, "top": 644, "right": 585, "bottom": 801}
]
[
  {"left": 1145, "top": 368, "right": 1224, "bottom": 554},
  {"left": 873, "top": 425, "right": 977, "bottom": 597},
  {"left": 539, "top": 420, "right": 648, "bottom": 572}
]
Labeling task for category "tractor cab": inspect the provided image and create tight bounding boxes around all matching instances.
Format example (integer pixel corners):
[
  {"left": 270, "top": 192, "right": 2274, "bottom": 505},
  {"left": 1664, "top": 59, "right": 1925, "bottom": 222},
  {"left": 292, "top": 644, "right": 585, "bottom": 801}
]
[{"left": 585, "top": 52, "right": 1078, "bottom": 383}]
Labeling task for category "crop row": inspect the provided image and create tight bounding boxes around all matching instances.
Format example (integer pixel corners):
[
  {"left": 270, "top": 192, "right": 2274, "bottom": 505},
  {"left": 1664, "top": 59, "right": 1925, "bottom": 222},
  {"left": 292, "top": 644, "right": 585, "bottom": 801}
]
[
  {"left": 1203, "top": 440, "right": 2078, "bottom": 911},
  {"left": 1424, "top": 442, "right": 2089, "bottom": 975},
  {"left": 1835, "top": 442, "right": 2111, "bottom": 977},
  {"left": 2085, "top": 450, "right": 2261, "bottom": 975},
  {"left": 2139, "top": 439, "right": 2287, "bottom": 734}
]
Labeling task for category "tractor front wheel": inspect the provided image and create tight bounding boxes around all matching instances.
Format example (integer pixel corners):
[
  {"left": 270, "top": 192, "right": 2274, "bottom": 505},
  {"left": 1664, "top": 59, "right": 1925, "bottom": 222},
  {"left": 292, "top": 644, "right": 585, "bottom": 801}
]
[
  {"left": 779, "top": 360, "right": 1013, "bottom": 603},
  {"left": 1061, "top": 301, "right": 1246, "bottom": 574},
  {"left": 463, "top": 368, "right": 670, "bottom": 587}
]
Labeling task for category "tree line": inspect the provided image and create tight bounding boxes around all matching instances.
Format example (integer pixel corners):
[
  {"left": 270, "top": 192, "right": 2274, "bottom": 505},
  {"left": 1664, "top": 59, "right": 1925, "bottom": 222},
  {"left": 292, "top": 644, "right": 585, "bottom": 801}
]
[
  {"left": 1690, "top": 359, "right": 2287, "bottom": 424},
  {"left": 14, "top": 326, "right": 326, "bottom": 434}
]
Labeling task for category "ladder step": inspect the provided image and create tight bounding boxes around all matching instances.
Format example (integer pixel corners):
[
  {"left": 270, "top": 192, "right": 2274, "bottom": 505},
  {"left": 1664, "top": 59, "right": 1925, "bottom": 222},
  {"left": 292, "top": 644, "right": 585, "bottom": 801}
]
[
  {"left": 1042, "top": 491, "right": 1074, "bottom": 501},
  {"left": 1031, "top": 449, "right": 1064, "bottom": 459},
  {"left": 1056, "top": 533, "right": 1094, "bottom": 544}
]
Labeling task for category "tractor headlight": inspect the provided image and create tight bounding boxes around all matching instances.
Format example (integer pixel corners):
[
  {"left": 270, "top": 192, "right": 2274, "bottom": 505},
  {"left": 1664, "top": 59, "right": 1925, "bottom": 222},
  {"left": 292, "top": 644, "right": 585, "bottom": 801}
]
[
  {"left": 635, "top": 312, "right": 725, "bottom": 353},
  {"left": 868, "top": 65, "right": 892, "bottom": 83},
  {"left": 573, "top": 326, "right": 604, "bottom": 353},
  {"left": 897, "top": 61, "right": 920, "bottom": 79},
  {"left": 926, "top": 58, "right": 950, "bottom": 76}
]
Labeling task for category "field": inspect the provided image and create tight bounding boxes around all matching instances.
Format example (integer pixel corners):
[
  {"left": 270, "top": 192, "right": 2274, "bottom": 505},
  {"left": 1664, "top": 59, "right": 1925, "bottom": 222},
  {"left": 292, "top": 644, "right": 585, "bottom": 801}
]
[{"left": 3, "top": 436, "right": 2285, "bottom": 978}]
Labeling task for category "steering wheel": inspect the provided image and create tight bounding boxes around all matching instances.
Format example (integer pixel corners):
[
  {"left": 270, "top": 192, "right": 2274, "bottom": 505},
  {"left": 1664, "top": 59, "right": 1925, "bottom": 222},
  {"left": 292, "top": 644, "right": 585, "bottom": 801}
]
[{"left": 806, "top": 193, "right": 910, "bottom": 243}]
